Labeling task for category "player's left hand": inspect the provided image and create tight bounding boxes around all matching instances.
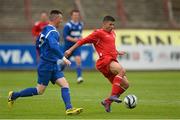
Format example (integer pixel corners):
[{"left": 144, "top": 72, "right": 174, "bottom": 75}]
[
  {"left": 62, "top": 56, "right": 71, "bottom": 66},
  {"left": 118, "top": 51, "right": 126, "bottom": 56},
  {"left": 57, "top": 57, "right": 71, "bottom": 66}
]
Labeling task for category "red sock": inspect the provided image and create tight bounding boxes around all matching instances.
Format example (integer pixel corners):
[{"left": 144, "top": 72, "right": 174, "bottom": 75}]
[
  {"left": 111, "top": 75, "right": 125, "bottom": 96},
  {"left": 105, "top": 75, "right": 126, "bottom": 104},
  {"left": 105, "top": 98, "right": 112, "bottom": 104}
]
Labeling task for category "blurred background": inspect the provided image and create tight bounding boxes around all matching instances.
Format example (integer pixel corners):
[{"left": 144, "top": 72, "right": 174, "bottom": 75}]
[
  {"left": 0, "top": 1, "right": 180, "bottom": 119},
  {"left": 0, "top": 0, "right": 180, "bottom": 70}
]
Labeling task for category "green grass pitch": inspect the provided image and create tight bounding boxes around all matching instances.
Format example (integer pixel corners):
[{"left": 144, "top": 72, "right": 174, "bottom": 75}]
[{"left": 0, "top": 71, "right": 180, "bottom": 119}]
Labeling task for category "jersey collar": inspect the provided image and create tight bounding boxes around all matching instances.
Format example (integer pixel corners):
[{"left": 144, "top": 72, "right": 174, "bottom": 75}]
[
  {"left": 70, "top": 20, "right": 79, "bottom": 25},
  {"left": 47, "top": 24, "right": 57, "bottom": 30}
]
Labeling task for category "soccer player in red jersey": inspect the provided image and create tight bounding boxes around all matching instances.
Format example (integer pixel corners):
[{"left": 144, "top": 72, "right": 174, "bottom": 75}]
[
  {"left": 65, "top": 16, "right": 129, "bottom": 112},
  {"left": 32, "top": 12, "right": 49, "bottom": 62},
  {"left": 32, "top": 11, "right": 49, "bottom": 43}
]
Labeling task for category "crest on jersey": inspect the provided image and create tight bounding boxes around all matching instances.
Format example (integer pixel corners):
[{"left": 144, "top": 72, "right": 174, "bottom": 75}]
[{"left": 79, "top": 26, "right": 82, "bottom": 30}]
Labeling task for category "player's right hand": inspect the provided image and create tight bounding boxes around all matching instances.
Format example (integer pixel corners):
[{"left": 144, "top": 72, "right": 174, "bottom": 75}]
[{"left": 64, "top": 50, "right": 72, "bottom": 58}]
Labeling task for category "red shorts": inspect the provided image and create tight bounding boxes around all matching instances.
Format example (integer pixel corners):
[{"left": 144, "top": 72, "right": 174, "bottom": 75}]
[{"left": 96, "top": 56, "right": 118, "bottom": 84}]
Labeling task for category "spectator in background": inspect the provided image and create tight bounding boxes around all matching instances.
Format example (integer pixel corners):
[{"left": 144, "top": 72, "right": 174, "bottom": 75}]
[
  {"left": 32, "top": 11, "right": 49, "bottom": 43},
  {"left": 63, "top": 10, "right": 84, "bottom": 84}
]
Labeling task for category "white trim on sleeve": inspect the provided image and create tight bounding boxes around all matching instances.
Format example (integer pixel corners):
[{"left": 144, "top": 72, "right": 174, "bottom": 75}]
[{"left": 45, "top": 30, "right": 58, "bottom": 38}]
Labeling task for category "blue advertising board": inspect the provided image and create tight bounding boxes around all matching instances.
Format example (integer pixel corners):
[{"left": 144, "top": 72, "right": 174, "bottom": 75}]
[
  {"left": 0, "top": 45, "right": 37, "bottom": 69},
  {"left": 0, "top": 45, "right": 94, "bottom": 70}
]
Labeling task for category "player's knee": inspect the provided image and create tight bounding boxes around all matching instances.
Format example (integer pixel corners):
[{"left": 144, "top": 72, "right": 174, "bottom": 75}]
[
  {"left": 124, "top": 80, "right": 129, "bottom": 89},
  {"left": 55, "top": 77, "right": 69, "bottom": 88},
  {"left": 123, "top": 68, "right": 126, "bottom": 75},
  {"left": 119, "top": 74, "right": 129, "bottom": 90},
  {"left": 76, "top": 61, "right": 81, "bottom": 66},
  {"left": 120, "top": 80, "right": 129, "bottom": 90},
  {"left": 117, "top": 68, "right": 126, "bottom": 77},
  {"left": 38, "top": 91, "right": 44, "bottom": 95},
  {"left": 75, "top": 57, "right": 81, "bottom": 66},
  {"left": 60, "top": 80, "right": 69, "bottom": 88},
  {"left": 36, "top": 87, "right": 46, "bottom": 95},
  {"left": 37, "top": 89, "right": 44, "bottom": 95},
  {"left": 123, "top": 77, "right": 129, "bottom": 89},
  {"left": 61, "top": 82, "right": 69, "bottom": 88}
]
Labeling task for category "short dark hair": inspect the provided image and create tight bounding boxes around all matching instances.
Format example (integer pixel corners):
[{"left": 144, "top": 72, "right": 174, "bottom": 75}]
[
  {"left": 50, "top": 10, "right": 62, "bottom": 15},
  {"left": 49, "top": 10, "right": 62, "bottom": 21},
  {"left": 103, "top": 16, "right": 115, "bottom": 22},
  {"left": 70, "top": 9, "right": 80, "bottom": 15}
]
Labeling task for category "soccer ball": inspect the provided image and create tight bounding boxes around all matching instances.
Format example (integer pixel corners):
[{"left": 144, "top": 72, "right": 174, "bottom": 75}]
[{"left": 124, "top": 94, "right": 137, "bottom": 109}]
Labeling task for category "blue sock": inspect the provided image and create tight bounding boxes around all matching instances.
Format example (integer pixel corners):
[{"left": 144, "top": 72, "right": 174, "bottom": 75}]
[
  {"left": 76, "top": 66, "right": 82, "bottom": 78},
  {"left": 61, "top": 87, "right": 72, "bottom": 110},
  {"left": 12, "top": 88, "right": 38, "bottom": 100}
]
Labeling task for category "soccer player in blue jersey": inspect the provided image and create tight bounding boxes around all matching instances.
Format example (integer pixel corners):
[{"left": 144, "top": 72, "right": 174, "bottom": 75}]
[
  {"left": 8, "top": 10, "right": 83, "bottom": 115},
  {"left": 63, "top": 10, "right": 84, "bottom": 83}
]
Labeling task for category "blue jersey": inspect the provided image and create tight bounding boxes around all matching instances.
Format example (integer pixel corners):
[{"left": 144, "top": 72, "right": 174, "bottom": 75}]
[
  {"left": 36, "top": 25, "right": 63, "bottom": 63},
  {"left": 63, "top": 21, "right": 83, "bottom": 48},
  {"left": 35, "top": 25, "right": 65, "bottom": 85}
]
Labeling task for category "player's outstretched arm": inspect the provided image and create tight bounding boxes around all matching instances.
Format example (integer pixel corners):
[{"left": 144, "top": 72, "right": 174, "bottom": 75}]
[
  {"left": 65, "top": 30, "right": 99, "bottom": 57},
  {"left": 65, "top": 42, "right": 80, "bottom": 57}
]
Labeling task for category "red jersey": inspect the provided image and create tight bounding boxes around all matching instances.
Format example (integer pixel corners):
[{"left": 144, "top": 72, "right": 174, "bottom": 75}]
[
  {"left": 32, "top": 21, "right": 49, "bottom": 37},
  {"left": 78, "top": 29, "right": 118, "bottom": 59},
  {"left": 78, "top": 29, "right": 119, "bottom": 82}
]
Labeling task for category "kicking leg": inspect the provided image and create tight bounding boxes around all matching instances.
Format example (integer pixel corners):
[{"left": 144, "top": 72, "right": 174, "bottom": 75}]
[
  {"left": 109, "top": 61, "right": 129, "bottom": 99},
  {"left": 102, "top": 61, "right": 129, "bottom": 112}
]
